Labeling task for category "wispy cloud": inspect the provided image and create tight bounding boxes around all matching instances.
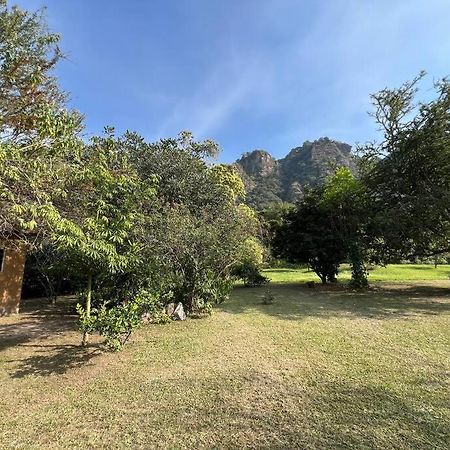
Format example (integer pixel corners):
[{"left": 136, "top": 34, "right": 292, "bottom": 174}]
[
  {"left": 16, "top": 0, "right": 450, "bottom": 159},
  {"left": 154, "top": 57, "right": 270, "bottom": 140}
]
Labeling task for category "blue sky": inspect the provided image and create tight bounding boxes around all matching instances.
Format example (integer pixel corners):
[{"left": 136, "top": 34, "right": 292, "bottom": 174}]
[{"left": 14, "top": 0, "right": 450, "bottom": 162}]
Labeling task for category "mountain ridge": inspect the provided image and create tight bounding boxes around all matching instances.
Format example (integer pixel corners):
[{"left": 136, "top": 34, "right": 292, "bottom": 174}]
[{"left": 234, "top": 137, "right": 357, "bottom": 209}]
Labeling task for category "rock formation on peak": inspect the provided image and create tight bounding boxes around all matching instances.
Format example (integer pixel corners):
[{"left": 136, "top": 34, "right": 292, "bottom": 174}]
[{"left": 234, "top": 137, "right": 357, "bottom": 209}]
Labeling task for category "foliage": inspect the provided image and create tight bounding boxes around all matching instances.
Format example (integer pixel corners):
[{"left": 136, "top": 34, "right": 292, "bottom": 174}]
[
  {"left": 210, "top": 164, "right": 246, "bottom": 202},
  {"left": 348, "top": 243, "right": 369, "bottom": 289},
  {"left": 233, "top": 237, "right": 269, "bottom": 286},
  {"left": 273, "top": 168, "right": 369, "bottom": 285},
  {"left": 0, "top": 1, "right": 83, "bottom": 244},
  {"left": 273, "top": 192, "right": 345, "bottom": 283},
  {"left": 52, "top": 130, "right": 148, "bottom": 276},
  {"left": 51, "top": 129, "right": 155, "bottom": 345},
  {"left": 259, "top": 202, "right": 295, "bottom": 255},
  {"left": 321, "top": 167, "right": 370, "bottom": 286},
  {"left": 273, "top": 187, "right": 344, "bottom": 283},
  {"left": 124, "top": 132, "right": 258, "bottom": 313},
  {"left": 77, "top": 287, "right": 172, "bottom": 351},
  {"left": 361, "top": 72, "right": 450, "bottom": 262},
  {"left": 77, "top": 298, "right": 142, "bottom": 352},
  {"left": 233, "top": 260, "right": 270, "bottom": 287}
]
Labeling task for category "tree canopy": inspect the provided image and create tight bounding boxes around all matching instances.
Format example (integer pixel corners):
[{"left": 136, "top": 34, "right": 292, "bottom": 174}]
[
  {"left": 0, "top": 1, "right": 83, "bottom": 244},
  {"left": 362, "top": 73, "right": 450, "bottom": 262}
]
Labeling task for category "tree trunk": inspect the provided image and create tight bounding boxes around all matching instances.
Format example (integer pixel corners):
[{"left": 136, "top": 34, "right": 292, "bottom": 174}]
[
  {"left": 82, "top": 273, "right": 92, "bottom": 346},
  {"left": 311, "top": 265, "right": 327, "bottom": 284}
]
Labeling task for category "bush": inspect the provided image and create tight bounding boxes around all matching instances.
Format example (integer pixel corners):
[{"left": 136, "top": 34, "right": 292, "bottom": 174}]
[
  {"left": 77, "top": 300, "right": 141, "bottom": 351},
  {"left": 173, "top": 269, "right": 233, "bottom": 315},
  {"left": 233, "top": 260, "right": 270, "bottom": 287},
  {"left": 137, "top": 290, "right": 171, "bottom": 324},
  {"left": 77, "top": 290, "right": 169, "bottom": 351}
]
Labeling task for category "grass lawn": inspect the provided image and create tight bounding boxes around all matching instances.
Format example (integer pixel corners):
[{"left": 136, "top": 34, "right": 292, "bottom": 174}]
[
  {"left": 265, "top": 263, "right": 450, "bottom": 283},
  {"left": 0, "top": 271, "right": 449, "bottom": 448}
]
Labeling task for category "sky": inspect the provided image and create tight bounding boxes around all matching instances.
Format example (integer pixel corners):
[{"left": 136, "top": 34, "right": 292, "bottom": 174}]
[{"left": 13, "top": 0, "right": 450, "bottom": 162}]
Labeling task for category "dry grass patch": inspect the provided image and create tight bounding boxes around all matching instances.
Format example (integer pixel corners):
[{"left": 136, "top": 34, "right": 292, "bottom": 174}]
[{"left": 0, "top": 282, "right": 449, "bottom": 449}]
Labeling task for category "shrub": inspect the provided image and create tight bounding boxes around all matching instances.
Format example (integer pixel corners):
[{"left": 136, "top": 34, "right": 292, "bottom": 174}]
[
  {"left": 174, "top": 270, "right": 233, "bottom": 315},
  {"left": 137, "top": 290, "right": 171, "bottom": 324},
  {"left": 233, "top": 260, "right": 270, "bottom": 287},
  {"left": 77, "top": 289, "right": 169, "bottom": 351}
]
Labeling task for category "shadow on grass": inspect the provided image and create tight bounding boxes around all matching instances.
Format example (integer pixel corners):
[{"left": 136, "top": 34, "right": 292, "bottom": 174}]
[
  {"left": 221, "top": 283, "right": 450, "bottom": 321},
  {"left": 292, "top": 380, "right": 450, "bottom": 448},
  {"left": 9, "top": 343, "right": 102, "bottom": 378},
  {"left": 1, "top": 297, "right": 103, "bottom": 377},
  {"left": 0, "top": 297, "right": 78, "bottom": 351},
  {"left": 122, "top": 369, "right": 449, "bottom": 448}
]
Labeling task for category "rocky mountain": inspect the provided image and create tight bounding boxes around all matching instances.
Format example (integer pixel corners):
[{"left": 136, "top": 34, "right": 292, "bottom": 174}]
[{"left": 234, "top": 137, "right": 357, "bottom": 209}]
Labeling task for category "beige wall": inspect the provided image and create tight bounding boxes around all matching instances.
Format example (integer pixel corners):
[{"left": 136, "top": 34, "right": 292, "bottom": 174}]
[{"left": 0, "top": 246, "right": 26, "bottom": 315}]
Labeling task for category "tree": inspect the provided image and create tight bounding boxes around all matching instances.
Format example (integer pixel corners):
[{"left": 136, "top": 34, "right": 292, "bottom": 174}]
[
  {"left": 52, "top": 130, "right": 153, "bottom": 345},
  {"left": 122, "top": 131, "right": 258, "bottom": 313},
  {"left": 0, "top": 1, "right": 83, "bottom": 245},
  {"left": 259, "top": 201, "right": 295, "bottom": 258},
  {"left": 362, "top": 73, "right": 450, "bottom": 262},
  {"left": 232, "top": 236, "right": 269, "bottom": 287},
  {"left": 320, "top": 167, "right": 369, "bottom": 287},
  {"left": 0, "top": 1, "right": 82, "bottom": 313},
  {"left": 273, "top": 188, "right": 346, "bottom": 283},
  {"left": 273, "top": 168, "right": 369, "bottom": 285}
]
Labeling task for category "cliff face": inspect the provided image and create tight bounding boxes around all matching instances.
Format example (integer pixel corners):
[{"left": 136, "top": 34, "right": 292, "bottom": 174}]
[
  {"left": 236, "top": 150, "right": 278, "bottom": 177},
  {"left": 234, "top": 137, "right": 357, "bottom": 209}
]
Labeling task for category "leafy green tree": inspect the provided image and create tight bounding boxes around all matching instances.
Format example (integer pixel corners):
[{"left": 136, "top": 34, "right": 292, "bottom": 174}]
[
  {"left": 232, "top": 236, "right": 269, "bottom": 287},
  {"left": 259, "top": 201, "right": 295, "bottom": 259},
  {"left": 273, "top": 188, "right": 346, "bottom": 283},
  {"left": 0, "top": 1, "right": 83, "bottom": 245},
  {"left": 123, "top": 131, "right": 257, "bottom": 312},
  {"left": 320, "top": 167, "right": 369, "bottom": 287},
  {"left": 362, "top": 72, "right": 450, "bottom": 262},
  {"left": 52, "top": 130, "right": 154, "bottom": 345},
  {"left": 123, "top": 130, "right": 220, "bottom": 211},
  {"left": 273, "top": 168, "right": 369, "bottom": 285}
]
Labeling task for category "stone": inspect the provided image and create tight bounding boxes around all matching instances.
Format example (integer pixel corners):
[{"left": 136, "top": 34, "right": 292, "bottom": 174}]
[
  {"left": 165, "top": 302, "right": 176, "bottom": 316},
  {"left": 141, "top": 312, "right": 151, "bottom": 323},
  {"left": 172, "top": 302, "right": 186, "bottom": 321}
]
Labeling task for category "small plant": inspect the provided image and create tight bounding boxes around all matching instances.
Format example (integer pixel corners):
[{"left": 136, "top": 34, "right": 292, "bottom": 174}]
[
  {"left": 190, "top": 297, "right": 213, "bottom": 318},
  {"left": 77, "top": 289, "right": 171, "bottom": 351},
  {"left": 261, "top": 289, "right": 275, "bottom": 305},
  {"left": 137, "top": 290, "right": 171, "bottom": 324},
  {"left": 233, "top": 260, "right": 270, "bottom": 287},
  {"left": 77, "top": 300, "right": 141, "bottom": 351}
]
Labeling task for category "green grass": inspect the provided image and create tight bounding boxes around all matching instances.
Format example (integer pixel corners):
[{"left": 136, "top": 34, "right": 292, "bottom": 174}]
[
  {"left": 265, "top": 263, "right": 450, "bottom": 284},
  {"left": 0, "top": 272, "right": 449, "bottom": 448}
]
